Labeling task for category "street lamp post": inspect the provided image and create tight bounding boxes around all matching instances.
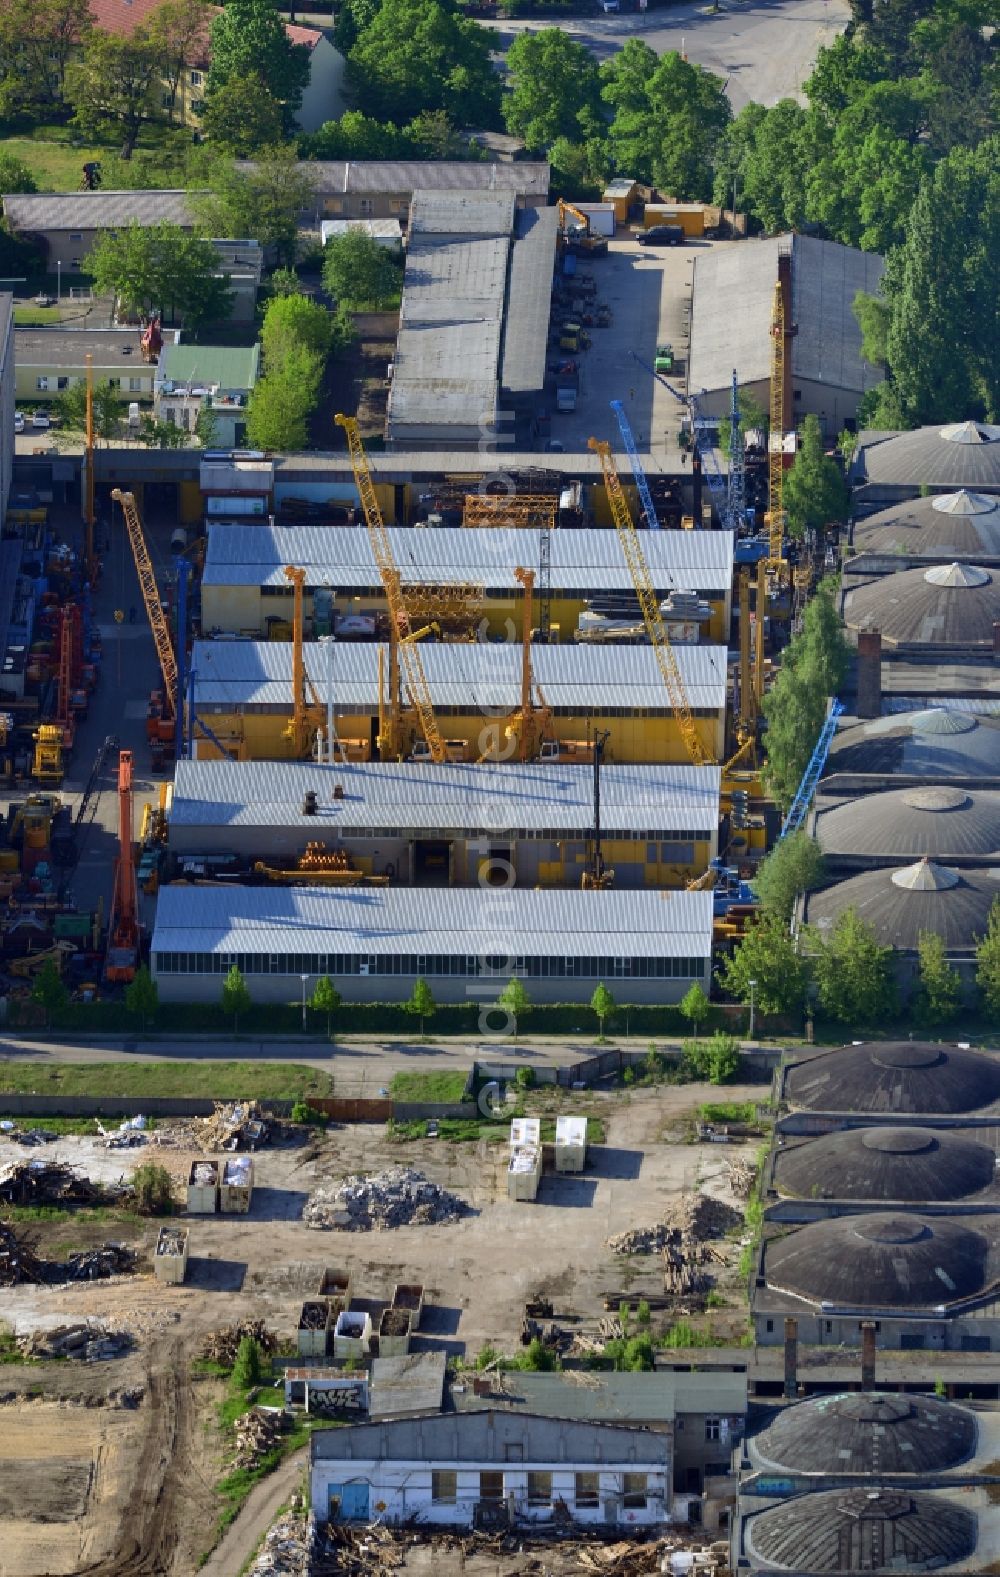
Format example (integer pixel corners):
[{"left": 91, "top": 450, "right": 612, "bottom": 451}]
[
  {"left": 300, "top": 973, "right": 309, "bottom": 1032},
  {"left": 56, "top": 260, "right": 62, "bottom": 302},
  {"left": 748, "top": 978, "right": 757, "bottom": 1041}
]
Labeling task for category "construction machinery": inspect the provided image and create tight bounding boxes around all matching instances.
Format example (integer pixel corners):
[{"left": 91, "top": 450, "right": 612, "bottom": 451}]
[
  {"left": 502, "top": 567, "right": 553, "bottom": 763},
  {"left": 84, "top": 354, "right": 96, "bottom": 582},
  {"left": 765, "top": 280, "right": 788, "bottom": 578},
  {"left": 779, "top": 698, "right": 845, "bottom": 840},
  {"left": 282, "top": 565, "right": 324, "bottom": 759},
  {"left": 8, "top": 941, "right": 76, "bottom": 979},
  {"left": 336, "top": 413, "right": 451, "bottom": 764},
  {"left": 31, "top": 605, "right": 81, "bottom": 783},
  {"left": 581, "top": 730, "right": 613, "bottom": 889},
  {"left": 462, "top": 494, "right": 558, "bottom": 530},
  {"left": 631, "top": 352, "right": 727, "bottom": 528},
  {"left": 556, "top": 200, "right": 608, "bottom": 257},
  {"left": 105, "top": 748, "right": 138, "bottom": 983},
  {"left": 253, "top": 842, "right": 390, "bottom": 887},
  {"left": 112, "top": 490, "right": 178, "bottom": 752}
]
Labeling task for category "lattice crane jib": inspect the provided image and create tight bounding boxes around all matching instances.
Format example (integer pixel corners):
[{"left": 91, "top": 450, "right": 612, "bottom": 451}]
[
  {"left": 587, "top": 438, "right": 713, "bottom": 769},
  {"left": 111, "top": 488, "right": 177, "bottom": 719},
  {"left": 768, "top": 282, "right": 786, "bottom": 571},
  {"left": 335, "top": 413, "right": 447, "bottom": 764}
]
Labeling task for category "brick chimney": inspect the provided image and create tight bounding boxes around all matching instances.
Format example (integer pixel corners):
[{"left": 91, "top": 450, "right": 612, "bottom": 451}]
[
  {"left": 783, "top": 1317, "right": 798, "bottom": 1400},
  {"left": 856, "top": 629, "right": 882, "bottom": 720},
  {"left": 860, "top": 1321, "right": 877, "bottom": 1391}
]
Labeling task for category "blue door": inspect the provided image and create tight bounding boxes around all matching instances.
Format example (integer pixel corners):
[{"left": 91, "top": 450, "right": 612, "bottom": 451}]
[{"left": 328, "top": 1481, "right": 371, "bottom": 1521}]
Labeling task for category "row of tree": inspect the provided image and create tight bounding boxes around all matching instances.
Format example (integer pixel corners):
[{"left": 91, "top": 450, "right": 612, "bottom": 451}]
[{"left": 245, "top": 289, "right": 352, "bottom": 452}]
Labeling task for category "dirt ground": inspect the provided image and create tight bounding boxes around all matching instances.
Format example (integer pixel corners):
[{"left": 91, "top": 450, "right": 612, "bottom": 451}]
[{"left": 0, "top": 1082, "right": 760, "bottom": 1575}]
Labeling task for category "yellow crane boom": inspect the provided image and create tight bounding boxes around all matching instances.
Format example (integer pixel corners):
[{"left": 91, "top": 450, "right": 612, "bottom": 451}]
[
  {"left": 335, "top": 413, "right": 447, "bottom": 764},
  {"left": 111, "top": 488, "right": 177, "bottom": 719},
  {"left": 767, "top": 280, "right": 786, "bottom": 573},
  {"left": 587, "top": 438, "right": 712, "bottom": 768}
]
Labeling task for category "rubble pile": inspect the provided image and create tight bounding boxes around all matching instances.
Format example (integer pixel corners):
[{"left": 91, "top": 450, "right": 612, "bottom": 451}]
[
  {"left": 311, "top": 1526, "right": 730, "bottom": 1574},
  {"left": 304, "top": 1167, "right": 471, "bottom": 1232},
  {"left": 201, "top": 1318, "right": 278, "bottom": 1369},
  {"left": 246, "top": 1510, "right": 310, "bottom": 1576},
  {"left": 232, "top": 1406, "right": 286, "bottom": 1470},
  {"left": 0, "top": 1223, "right": 48, "bottom": 1285},
  {"left": 18, "top": 1322, "right": 132, "bottom": 1362},
  {"left": 0, "top": 1123, "right": 58, "bottom": 1147},
  {"left": 0, "top": 1159, "right": 101, "bottom": 1207},
  {"left": 607, "top": 1193, "right": 742, "bottom": 1254},
  {"left": 66, "top": 1243, "right": 136, "bottom": 1280},
  {"left": 197, "top": 1101, "right": 271, "bottom": 1152},
  {"left": 724, "top": 1157, "right": 758, "bottom": 1199},
  {"left": 95, "top": 1116, "right": 148, "bottom": 1150}
]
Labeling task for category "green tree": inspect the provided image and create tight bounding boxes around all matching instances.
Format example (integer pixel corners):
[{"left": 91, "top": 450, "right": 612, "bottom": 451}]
[
  {"left": 753, "top": 832, "right": 826, "bottom": 921},
  {"left": 0, "top": 0, "right": 94, "bottom": 118},
  {"left": 783, "top": 415, "right": 850, "bottom": 540},
  {"left": 145, "top": 0, "right": 212, "bottom": 124},
  {"left": 975, "top": 897, "right": 1000, "bottom": 1016},
  {"left": 0, "top": 155, "right": 37, "bottom": 195},
  {"left": 54, "top": 378, "right": 124, "bottom": 444},
  {"left": 853, "top": 288, "right": 891, "bottom": 370},
  {"left": 713, "top": 99, "right": 810, "bottom": 234},
  {"left": 334, "top": 0, "right": 381, "bottom": 54},
  {"left": 762, "top": 580, "right": 850, "bottom": 809},
  {"left": 303, "top": 110, "right": 413, "bottom": 161},
  {"left": 125, "top": 964, "right": 159, "bottom": 1030},
  {"left": 245, "top": 366, "right": 316, "bottom": 450},
  {"left": 719, "top": 387, "right": 768, "bottom": 458},
  {"left": 30, "top": 958, "right": 69, "bottom": 1026},
  {"left": 66, "top": 30, "right": 162, "bottom": 159},
  {"left": 261, "top": 291, "right": 335, "bottom": 365},
  {"left": 683, "top": 1033, "right": 741, "bottom": 1085},
  {"left": 221, "top": 963, "right": 252, "bottom": 1031},
  {"left": 603, "top": 1333, "right": 655, "bottom": 1371},
  {"left": 679, "top": 982, "right": 710, "bottom": 1037},
  {"left": 347, "top": 0, "right": 502, "bottom": 129},
  {"left": 497, "top": 977, "right": 531, "bottom": 1041},
  {"left": 322, "top": 229, "right": 402, "bottom": 311},
  {"left": 601, "top": 45, "right": 731, "bottom": 198},
  {"left": 231, "top": 1335, "right": 265, "bottom": 1387},
  {"left": 208, "top": 0, "right": 310, "bottom": 125},
  {"left": 590, "top": 983, "right": 616, "bottom": 1040},
  {"left": 201, "top": 73, "right": 285, "bottom": 154},
  {"left": 309, "top": 975, "right": 342, "bottom": 1038},
  {"left": 503, "top": 30, "right": 602, "bottom": 150},
  {"left": 130, "top": 1161, "right": 175, "bottom": 1215},
  {"left": 195, "top": 146, "right": 316, "bottom": 268},
  {"left": 913, "top": 930, "right": 962, "bottom": 1026},
  {"left": 269, "top": 267, "right": 305, "bottom": 298},
  {"left": 882, "top": 140, "right": 1000, "bottom": 424},
  {"left": 548, "top": 137, "right": 607, "bottom": 202},
  {"left": 85, "top": 222, "right": 233, "bottom": 328},
  {"left": 810, "top": 907, "right": 898, "bottom": 1026},
  {"left": 717, "top": 912, "right": 811, "bottom": 1016},
  {"left": 405, "top": 976, "right": 436, "bottom": 1040},
  {"left": 136, "top": 415, "right": 192, "bottom": 448}
]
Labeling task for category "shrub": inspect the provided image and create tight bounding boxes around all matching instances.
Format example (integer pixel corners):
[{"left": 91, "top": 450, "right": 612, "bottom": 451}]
[
  {"left": 231, "top": 1336, "right": 265, "bottom": 1390},
  {"left": 129, "top": 1162, "right": 174, "bottom": 1216},
  {"left": 514, "top": 1067, "right": 534, "bottom": 1091}
]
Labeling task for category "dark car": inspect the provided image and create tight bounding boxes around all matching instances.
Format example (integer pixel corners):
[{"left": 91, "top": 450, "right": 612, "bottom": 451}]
[{"left": 637, "top": 225, "right": 685, "bottom": 247}]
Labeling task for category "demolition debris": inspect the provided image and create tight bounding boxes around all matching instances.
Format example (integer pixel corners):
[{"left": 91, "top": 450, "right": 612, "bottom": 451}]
[
  {"left": 201, "top": 1318, "right": 278, "bottom": 1369},
  {"left": 303, "top": 1168, "right": 472, "bottom": 1232},
  {"left": 0, "top": 1224, "right": 136, "bottom": 1286},
  {"left": 0, "top": 1160, "right": 101, "bottom": 1207},
  {"left": 246, "top": 1509, "right": 310, "bottom": 1577},
  {"left": 232, "top": 1406, "right": 288, "bottom": 1470},
  {"left": 607, "top": 1193, "right": 743, "bottom": 1254},
  {"left": 197, "top": 1101, "right": 272, "bottom": 1152},
  {"left": 17, "top": 1322, "right": 132, "bottom": 1362},
  {"left": 313, "top": 1525, "right": 732, "bottom": 1575}
]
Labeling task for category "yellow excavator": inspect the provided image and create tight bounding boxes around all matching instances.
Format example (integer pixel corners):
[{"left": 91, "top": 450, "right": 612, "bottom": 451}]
[{"left": 557, "top": 199, "right": 608, "bottom": 257}]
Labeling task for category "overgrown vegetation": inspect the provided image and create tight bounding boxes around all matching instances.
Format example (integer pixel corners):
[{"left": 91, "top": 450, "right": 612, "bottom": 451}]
[{"left": 0, "top": 1061, "right": 333, "bottom": 1100}]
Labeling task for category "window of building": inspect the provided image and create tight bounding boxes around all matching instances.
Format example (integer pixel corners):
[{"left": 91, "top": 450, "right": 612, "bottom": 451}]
[
  {"left": 504, "top": 1443, "right": 523, "bottom": 1462},
  {"left": 71, "top": 257, "right": 81, "bottom": 268},
  {"left": 191, "top": 98, "right": 204, "bottom": 113},
  {"left": 705, "top": 1417, "right": 721, "bottom": 1442},
  {"left": 962, "top": 1335, "right": 990, "bottom": 1352},
  {"left": 359, "top": 198, "right": 374, "bottom": 215},
  {"left": 57, "top": 377, "right": 68, "bottom": 390},
  {"left": 69, "top": 231, "right": 82, "bottom": 242},
  {"left": 479, "top": 1471, "right": 503, "bottom": 1502},
  {"left": 527, "top": 1472, "right": 551, "bottom": 1505},
  {"left": 765, "top": 1320, "right": 774, "bottom": 1334},
  {"left": 622, "top": 1474, "right": 647, "bottom": 1510},
  {"left": 36, "top": 377, "right": 49, "bottom": 391},
  {"left": 431, "top": 1470, "right": 456, "bottom": 1504},
  {"left": 575, "top": 1473, "right": 599, "bottom": 1508},
  {"left": 190, "top": 69, "right": 203, "bottom": 85},
  {"left": 161, "top": 92, "right": 172, "bottom": 108},
  {"left": 128, "top": 378, "right": 142, "bottom": 392},
  {"left": 825, "top": 1321, "right": 833, "bottom": 1333}
]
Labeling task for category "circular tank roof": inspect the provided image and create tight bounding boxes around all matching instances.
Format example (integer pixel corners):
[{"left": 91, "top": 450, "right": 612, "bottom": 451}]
[
  {"left": 932, "top": 490, "right": 999, "bottom": 516},
  {"left": 773, "top": 1123, "right": 995, "bottom": 1204},
  {"left": 752, "top": 1391, "right": 976, "bottom": 1475},
  {"left": 900, "top": 787, "right": 969, "bottom": 810},
  {"left": 844, "top": 562, "right": 1000, "bottom": 647},
  {"left": 748, "top": 1487, "right": 977, "bottom": 1573},
  {"left": 910, "top": 709, "right": 978, "bottom": 735},
  {"left": 804, "top": 863, "right": 1000, "bottom": 950},
  {"left": 815, "top": 787, "right": 1000, "bottom": 862},
  {"left": 785, "top": 1042, "right": 1000, "bottom": 1114},
  {"left": 940, "top": 421, "right": 1000, "bottom": 445},
  {"left": 765, "top": 1212, "right": 988, "bottom": 1308}
]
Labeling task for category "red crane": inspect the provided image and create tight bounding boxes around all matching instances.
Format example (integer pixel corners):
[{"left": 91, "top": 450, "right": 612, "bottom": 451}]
[{"left": 106, "top": 748, "right": 139, "bottom": 983}]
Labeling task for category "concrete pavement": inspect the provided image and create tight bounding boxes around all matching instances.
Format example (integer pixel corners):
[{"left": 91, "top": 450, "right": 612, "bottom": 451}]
[{"left": 485, "top": 0, "right": 850, "bottom": 109}]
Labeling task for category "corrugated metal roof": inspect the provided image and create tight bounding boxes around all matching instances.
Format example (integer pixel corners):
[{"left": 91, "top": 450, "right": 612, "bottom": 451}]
[
  {"left": 452, "top": 1370, "right": 745, "bottom": 1423},
  {"left": 688, "top": 235, "right": 884, "bottom": 397},
  {"left": 189, "top": 638, "right": 729, "bottom": 711},
  {"left": 202, "top": 523, "right": 735, "bottom": 592},
  {"left": 3, "top": 190, "right": 196, "bottom": 231},
  {"left": 410, "top": 190, "right": 514, "bottom": 236},
  {"left": 843, "top": 563, "right": 1000, "bottom": 647},
  {"left": 501, "top": 205, "right": 559, "bottom": 396},
  {"left": 169, "top": 759, "right": 721, "bottom": 834},
  {"left": 260, "top": 160, "right": 550, "bottom": 197},
  {"left": 151, "top": 884, "right": 714, "bottom": 958},
  {"left": 309, "top": 1410, "right": 667, "bottom": 1464},
  {"left": 14, "top": 327, "right": 146, "bottom": 364},
  {"left": 370, "top": 1353, "right": 447, "bottom": 1419},
  {"left": 161, "top": 343, "right": 259, "bottom": 391}
]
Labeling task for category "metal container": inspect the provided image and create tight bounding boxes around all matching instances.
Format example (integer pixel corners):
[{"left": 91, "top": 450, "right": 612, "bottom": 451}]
[
  {"left": 333, "top": 1308, "right": 372, "bottom": 1361},
  {"left": 219, "top": 1155, "right": 253, "bottom": 1214},
  {"left": 555, "top": 1115, "right": 587, "bottom": 1173},
  {"left": 297, "top": 1300, "right": 332, "bottom": 1358},
  {"left": 154, "top": 1225, "right": 189, "bottom": 1285},
  {"left": 186, "top": 1160, "right": 219, "bottom": 1215},
  {"left": 378, "top": 1306, "right": 411, "bottom": 1357}
]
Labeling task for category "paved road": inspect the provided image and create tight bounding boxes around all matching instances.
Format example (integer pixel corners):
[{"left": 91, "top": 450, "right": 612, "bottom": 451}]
[
  {"left": 199, "top": 1450, "right": 308, "bottom": 1577},
  {"left": 485, "top": 0, "right": 850, "bottom": 109}
]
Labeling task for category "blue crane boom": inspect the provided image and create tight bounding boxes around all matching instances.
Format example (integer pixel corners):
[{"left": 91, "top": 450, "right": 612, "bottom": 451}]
[
  {"left": 631, "top": 351, "right": 727, "bottom": 523},
  {"left": 611, "top": 399, "right": 660, "bottom": 530},
  {"left": 779, "top": 698, "right": 845, "bottom": 840}
]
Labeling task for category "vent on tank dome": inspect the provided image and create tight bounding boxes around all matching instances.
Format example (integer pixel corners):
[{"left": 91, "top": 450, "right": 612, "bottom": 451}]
[
  {"left": 900, "top": 786, "right": 970, "bottom": 811},
  {"left": 923, "top": 562, "right": 991, "bottom": 588},
  {"left": 890, "top": 857, "right": 960, "bottom": 891},
  {"left": 932, "top": 490, "right": 998, "bottom": 516},
  {"left": 939, "top": 421, "right": 999, "bottom": 444},
  {"left": 908, "top": 708, "right": 977, "bottom": 736}
]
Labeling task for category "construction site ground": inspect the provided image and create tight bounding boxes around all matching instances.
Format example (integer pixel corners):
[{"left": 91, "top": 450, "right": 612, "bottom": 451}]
[{"left": 0, "top": 1080, "right": 760, "bottom": 1575}]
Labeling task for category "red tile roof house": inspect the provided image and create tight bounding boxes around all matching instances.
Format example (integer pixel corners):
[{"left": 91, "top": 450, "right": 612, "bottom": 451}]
[{"left": 87, "top": 0, "right": 347, "bottom": 132}]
